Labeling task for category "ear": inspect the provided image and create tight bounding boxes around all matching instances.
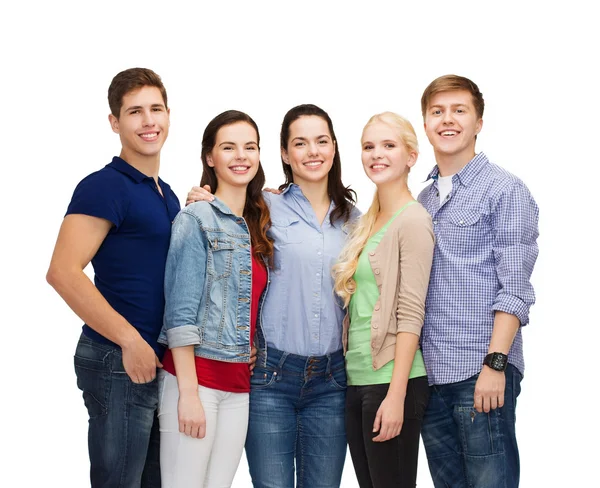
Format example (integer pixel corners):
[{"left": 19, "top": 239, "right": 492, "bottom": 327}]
[
  {"left": 207, "top": 154, "right": 215, "bottom": 168},
  {"left": 281, "top": 148, "right": 290, "bottom": 165},
  {"left": 167, "top": 107, "right": 171, "bottom": 126},
  {"left": 407, "top": 151, "right": 418, "bottom": 168},
  {"left": 109, "top": 114, "right": 120, "bottom": 134},
  {"left": 475, "top": 118, "right": 483, "bottom": 135}
]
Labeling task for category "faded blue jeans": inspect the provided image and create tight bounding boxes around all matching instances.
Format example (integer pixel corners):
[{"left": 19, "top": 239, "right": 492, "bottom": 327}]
[
  {"left": 74, "top": 334, "right": 161, "bottom": 488},
  {"left": 245, "top": 347, "right": 347, "bottom": 488},
  {"left": 421, "top": 364, "right": 522, "bottom": 488}
]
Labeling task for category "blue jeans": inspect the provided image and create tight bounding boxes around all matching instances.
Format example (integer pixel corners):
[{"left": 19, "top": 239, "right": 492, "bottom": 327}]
[
  {"left": 245, "top": 347, "right": 347, "bottom": 488},
  {"left": 74, "top": 334, "right": 161, "bottom": 488},
  {"left": 421, "top": 364, "right": 522, "bottom": 488}
]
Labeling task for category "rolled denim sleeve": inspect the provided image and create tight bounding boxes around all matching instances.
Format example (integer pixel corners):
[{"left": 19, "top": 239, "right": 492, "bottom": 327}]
[
  {"left": 162, "top": 210, "right": 206, "bottom": 348},
  {"left": 491, "top": 181, "right": 539, "bottom": 326}
]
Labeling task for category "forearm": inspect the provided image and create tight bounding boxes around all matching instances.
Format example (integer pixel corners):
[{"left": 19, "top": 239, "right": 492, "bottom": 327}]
[
  {"left": 47, "top": 266, "right": 139, "bottom": 347},
  {"left": 171, "top": 346, "right": 199, "bottom": 396},
  {"left": 388, "top": 332, "right": 420, "bottom": 398},
  {"left": 488, "top": 311, "right": 520, "bottom": 355}
]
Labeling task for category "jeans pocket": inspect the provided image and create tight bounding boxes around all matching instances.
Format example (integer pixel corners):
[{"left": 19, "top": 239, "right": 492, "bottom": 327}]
[
  {"left": 250, "top": 367, "right": 278, "bottom": 389},
  {"left": 74, "top": 353, "right": 110, "bottom": 419},
  {"left": 327, "top": 365, "right": 347, "bottom": 390},
  {"left": 455, "top": 405, "right": 504, "bottom": 456}
]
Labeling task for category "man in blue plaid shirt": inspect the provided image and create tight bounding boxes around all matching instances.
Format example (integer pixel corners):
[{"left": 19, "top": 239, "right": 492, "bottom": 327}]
[{"left": 417, "top": 75, "right": 539, "bottom": 488}]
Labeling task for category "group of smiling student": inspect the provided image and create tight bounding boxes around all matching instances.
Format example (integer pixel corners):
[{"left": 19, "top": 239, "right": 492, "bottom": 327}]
[{"left": 47, "top": 68, "right": 539, "bottom": 488}]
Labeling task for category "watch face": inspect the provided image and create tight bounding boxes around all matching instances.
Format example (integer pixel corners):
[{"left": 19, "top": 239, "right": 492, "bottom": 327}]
[{"left": 486, "top": 353, "right": 508, "bottom": 371}]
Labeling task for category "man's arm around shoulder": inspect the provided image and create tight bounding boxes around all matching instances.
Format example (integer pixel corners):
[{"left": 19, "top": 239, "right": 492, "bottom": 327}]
[{"left": 47, "top": 214, "right": 161, "bottom": 383}]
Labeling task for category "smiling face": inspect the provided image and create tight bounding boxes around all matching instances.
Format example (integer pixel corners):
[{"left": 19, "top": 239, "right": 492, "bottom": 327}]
[
  {"left": 207, "top": 121, "right": 260, "bottom": 189},
  {"left": 109, "top": 85, "right": 170, "bottom": 161},
  {"left": 361, "top": 121, "right": 417, "bottom": 186},
  {"left": 424, "top": 89, "right": 483, "bottom": 164},
  {"left": 281, "top": 115, "right": 336, "bottom": 187}
]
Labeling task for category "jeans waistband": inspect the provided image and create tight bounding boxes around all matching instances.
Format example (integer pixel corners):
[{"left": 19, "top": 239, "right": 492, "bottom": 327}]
[{"left": 261, "top": 346, "right": 344, "bottom": 375}]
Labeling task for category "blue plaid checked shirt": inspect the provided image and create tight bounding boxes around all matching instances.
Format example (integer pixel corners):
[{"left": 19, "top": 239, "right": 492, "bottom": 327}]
[{"left": 418, "top": 153, "right": 539, "bottom": 385}]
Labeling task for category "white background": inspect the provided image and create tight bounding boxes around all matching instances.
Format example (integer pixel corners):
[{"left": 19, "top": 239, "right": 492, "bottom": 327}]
[{"left": 2, "top": 1, "right": 597, "bottom": 486}]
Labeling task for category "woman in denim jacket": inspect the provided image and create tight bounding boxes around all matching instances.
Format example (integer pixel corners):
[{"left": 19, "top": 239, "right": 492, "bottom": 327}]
[
  {"left": 158, "top": 110, "right": 273, "bottom": 488},
  {"left": 188, "top": 104, "right": 359, "bottom": 488}
]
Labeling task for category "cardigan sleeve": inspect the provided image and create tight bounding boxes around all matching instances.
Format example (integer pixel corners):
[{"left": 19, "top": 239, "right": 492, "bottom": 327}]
[{"left": 395, "top": 208, "right": 435, "bottom": 336}]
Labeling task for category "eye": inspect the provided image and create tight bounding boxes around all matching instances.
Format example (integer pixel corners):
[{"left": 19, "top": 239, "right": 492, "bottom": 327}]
[
  {"left": 362, "top": 144, "right": 373, "bottom": 150},
  {"left": 130, "top": 110, "right": 140, "bottom": 115},
  {"left": 246, "top": 145, "right": 257, "bottom": 151},
  {"left": 152, "top": 107, "right": 163, "bottom": 112},
  {"left": 294, "top": 141, "right": 305, "bottom": 147},
  {"left": 384, "top": 143, "right": 396, "bottom": 149},
  {"left": 432, "top": 109, "right": 441, "bottom": 115},
  {"left": 223, "top": 146, "right": 234, "bottom": 151},
  {"left": 456, "top": 108, "right": 465, "bottom": 113},
  {"left": 318, "top": 139, "right": 329, "bottom": 145}
]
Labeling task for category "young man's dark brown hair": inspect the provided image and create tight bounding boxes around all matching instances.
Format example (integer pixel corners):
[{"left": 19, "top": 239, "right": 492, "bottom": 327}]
[{"left": 108, "top": 67, "right": 168, "bottom": 118}]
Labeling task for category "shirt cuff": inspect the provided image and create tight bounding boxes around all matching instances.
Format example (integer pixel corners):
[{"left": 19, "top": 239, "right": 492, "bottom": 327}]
[
  {"left": 165, "top": 325, "right": 201, "bottom": 348},
  {"left": 492, "top": 295, "right": 529, "bottom": 326}
]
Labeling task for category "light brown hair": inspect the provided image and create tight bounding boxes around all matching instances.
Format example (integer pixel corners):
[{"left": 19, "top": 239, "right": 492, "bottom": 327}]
[
  {"left": 108, "top": 68, "right": 168, "bottom": 118},
  {"left": 421, "top": 75, "right": 484, "bottom": 119}
]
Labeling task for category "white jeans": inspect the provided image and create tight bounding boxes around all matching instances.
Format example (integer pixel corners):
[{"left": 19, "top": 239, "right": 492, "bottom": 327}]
[{"left": 158, "top": 370, "right": 249, "bottom": 488}]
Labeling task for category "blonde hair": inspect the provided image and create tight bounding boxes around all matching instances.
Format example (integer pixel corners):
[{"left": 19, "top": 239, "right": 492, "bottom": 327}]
[{"left": 332, "top": 112, "right": 419, "bottom": 307}]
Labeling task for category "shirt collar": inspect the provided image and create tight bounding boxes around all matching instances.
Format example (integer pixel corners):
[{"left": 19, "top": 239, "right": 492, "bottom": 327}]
[
  {"left": 107, "top": 156, "right": 151, "bottom": 184},
  {"left": 208, "top": 197, "right": 237, "bottom": 217},
  {"left": 425, "top": 152, "right": 489, "bottom": 187},
  {"left": 280, "top": 182, "right": 300, "bottom": 195}
]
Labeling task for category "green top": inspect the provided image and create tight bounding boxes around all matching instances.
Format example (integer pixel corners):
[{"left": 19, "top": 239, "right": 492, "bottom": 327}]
[{"left": 346, "top": 202, "right": 427, "bottom": 386}]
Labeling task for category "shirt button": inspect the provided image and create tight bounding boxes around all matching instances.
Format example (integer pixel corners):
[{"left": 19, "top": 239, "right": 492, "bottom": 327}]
[
  {"left": 317, "top": 251, "right": 322, "bottom": 255},
  {"left": 459, "top": 220, "right": 465, "bottom": 225},
  {"left": 316, "top": 272, "right": 320, "bottom": 277},
  {"left": 369, "top": 252, "right": 375, "bottom": 256},
  {"left": 374, "top": 305, "right": 380, "bottom": 311},
  {"left": 314, "top": 314, "right": 318, "bottom": 318},
  {"left": 374, "top": 269, "right": 380, "bottom": 275},
  {"left": 433, "top": 221, "right": 438, "bottom": 225}
]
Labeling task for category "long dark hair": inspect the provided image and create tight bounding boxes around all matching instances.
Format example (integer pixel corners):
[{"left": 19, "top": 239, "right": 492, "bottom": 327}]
[
  {"left": 279, "top": 104, "right": 356, "bottom": 224},
  {"left": 200, "top": 110, "right": 273, "bottom": 263}
]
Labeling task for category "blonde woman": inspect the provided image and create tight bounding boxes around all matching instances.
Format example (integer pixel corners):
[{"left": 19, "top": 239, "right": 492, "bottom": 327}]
[{"left": 333, "top": 112, "right": 434, "bottom": 488}]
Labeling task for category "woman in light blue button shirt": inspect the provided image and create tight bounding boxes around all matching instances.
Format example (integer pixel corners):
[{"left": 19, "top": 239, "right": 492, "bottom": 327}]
[{"left": 188, "top": 104, "right": 358, "bottom": 488}]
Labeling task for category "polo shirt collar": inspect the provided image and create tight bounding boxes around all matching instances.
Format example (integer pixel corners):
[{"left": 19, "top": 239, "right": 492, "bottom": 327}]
[{"left": 107, "top": 157, "right": 151, "bottom": 184}]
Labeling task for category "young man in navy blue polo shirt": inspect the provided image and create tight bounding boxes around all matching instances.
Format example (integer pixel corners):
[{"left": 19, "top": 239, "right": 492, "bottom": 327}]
[{"left": 47, "top": 68, "right": 180, "bottom": 487}]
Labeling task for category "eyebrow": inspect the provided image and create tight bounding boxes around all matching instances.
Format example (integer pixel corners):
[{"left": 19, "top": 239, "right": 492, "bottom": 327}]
[
  {"left": 291, "top": 135, "right": 331, "bottom": 142},
  {"left": 429, "top": 103, "right": 469, "bottom": 109},
  {"left": 125, "top": 103, "right": 165, "bottom": 112},
  {"left": 218, "top": 141, "right": 258, "bottom": 146}
]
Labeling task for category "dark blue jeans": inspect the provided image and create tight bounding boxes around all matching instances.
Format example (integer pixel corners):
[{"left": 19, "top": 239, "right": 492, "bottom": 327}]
[
  {"left": 74, "top": 334, "right": 161, "bottom": 488},
  {"left": 245, "top": 347, "right": 347, "bottom": 488},
  {"left": 421, "top": 364, "right": 522, "bottom": 488}
]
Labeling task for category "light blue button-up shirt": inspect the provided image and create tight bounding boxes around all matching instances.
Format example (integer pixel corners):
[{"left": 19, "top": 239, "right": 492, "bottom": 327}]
[
  {"left": 418, "top": 153, "right": 539, "bottom": 385},
  {"left": 261, "top": 184, "right": 359, "bottom": 356}
]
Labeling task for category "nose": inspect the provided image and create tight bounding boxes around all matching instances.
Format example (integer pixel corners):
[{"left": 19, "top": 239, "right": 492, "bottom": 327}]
[
  {"left": 442, "top": 110, "right": 454, "bottom": 125},
  {"left": 235, "top": 147, "right": 246, "bottom": 160},
  {"left": 372, "top": 146, "right": 384, "bottom": 160},
  {"left": 142, "top": 108, "right": 156, "bottom": 127},
  {"left": 307, "top": 142, "right": 319, "bottom": 156}
]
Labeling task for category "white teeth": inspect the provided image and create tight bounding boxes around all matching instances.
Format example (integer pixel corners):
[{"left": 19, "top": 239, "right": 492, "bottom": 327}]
[
  {"left": 371, "top": 164, "right": 387, "bottom": 169},
  {"left": 231, "top": 166, "right": 248, "bottom": 171},
  {"left": 441, "top": 131, "right": 457, "bottom": 136},
  {"left": 140, "top": 132, "right": 158, "bottom": 139},
  {"left": 304, "top": 161, "right": 321, "bottom": 167}
]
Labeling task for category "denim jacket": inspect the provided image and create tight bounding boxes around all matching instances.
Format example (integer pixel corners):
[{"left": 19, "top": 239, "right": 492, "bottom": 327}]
[{"left": 158, "top": 198, "right": 269, "bottom": 363}]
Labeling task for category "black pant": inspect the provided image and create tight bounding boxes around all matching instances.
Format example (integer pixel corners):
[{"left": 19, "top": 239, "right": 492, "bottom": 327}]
[{"left": 346, "top": 377, "right": 430, "bottom": 488}]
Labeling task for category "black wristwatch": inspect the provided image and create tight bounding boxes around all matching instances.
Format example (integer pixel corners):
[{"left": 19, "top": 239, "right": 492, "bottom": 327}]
[{"left": 483, "top": 352, "right": 508, "bottom": 372}]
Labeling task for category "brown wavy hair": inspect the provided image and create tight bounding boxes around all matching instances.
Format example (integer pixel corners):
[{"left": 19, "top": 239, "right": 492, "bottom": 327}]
[
  {"left": 200, "top": 110, "right": 273, "bottom": 264},
  {"left": 279, "top": 104, "right": 356, "bottom": 225},
  {"left": 108, "top": 67, "right": 168, "bottom": 118}
]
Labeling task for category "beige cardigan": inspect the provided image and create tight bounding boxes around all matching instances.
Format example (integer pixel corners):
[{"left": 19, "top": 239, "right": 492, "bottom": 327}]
[{"left": 342, "top": 203, "right": 434, "bottom": 370}]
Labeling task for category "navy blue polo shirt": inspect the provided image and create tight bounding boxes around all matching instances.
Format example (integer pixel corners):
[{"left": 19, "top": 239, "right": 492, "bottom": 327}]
[{"left": 66, "top": 157, "right": 181, "bottom": 357}]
